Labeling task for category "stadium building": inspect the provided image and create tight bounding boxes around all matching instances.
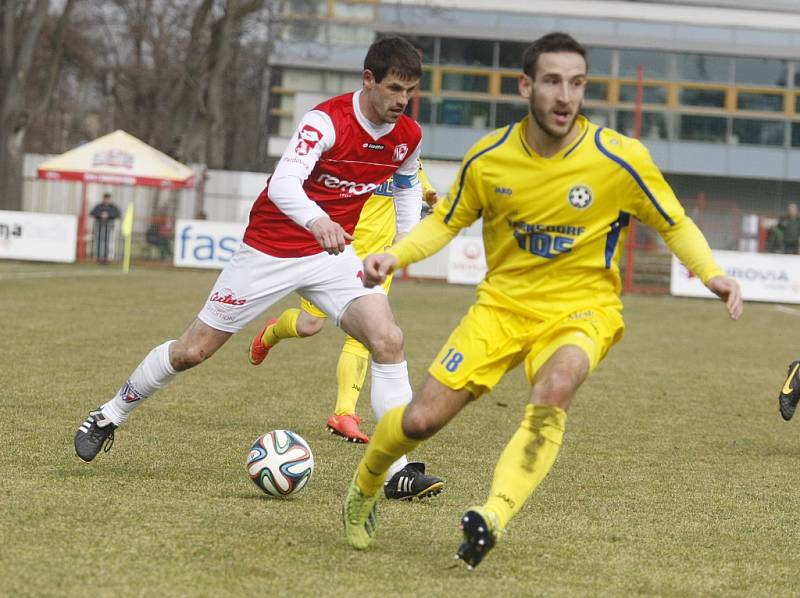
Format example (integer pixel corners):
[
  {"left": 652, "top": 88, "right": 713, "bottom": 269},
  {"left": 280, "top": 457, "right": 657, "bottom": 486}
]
[{"left": 267, "top": 0, "right": 800, "bottom": 250}]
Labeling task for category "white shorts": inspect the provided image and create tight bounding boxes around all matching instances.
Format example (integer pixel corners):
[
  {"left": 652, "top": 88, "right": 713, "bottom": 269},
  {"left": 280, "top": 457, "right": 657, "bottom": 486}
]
[{"left": 198, "top": 243, "right": 385, "bottom": 333}]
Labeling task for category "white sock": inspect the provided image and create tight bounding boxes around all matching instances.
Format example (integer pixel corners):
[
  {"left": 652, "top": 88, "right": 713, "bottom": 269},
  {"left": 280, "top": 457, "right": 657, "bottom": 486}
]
[
  {"left": 101, "top": 341, "right": 177, "bottom": 426},
  {"left": 370, "top": 360, "right": 411, "bottom": 478}
]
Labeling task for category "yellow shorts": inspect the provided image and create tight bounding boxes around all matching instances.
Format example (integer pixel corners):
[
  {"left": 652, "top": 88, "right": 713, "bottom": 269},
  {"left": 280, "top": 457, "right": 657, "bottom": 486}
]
[{"left": 428, "top": 303, "right": 625, "bottom": 397}]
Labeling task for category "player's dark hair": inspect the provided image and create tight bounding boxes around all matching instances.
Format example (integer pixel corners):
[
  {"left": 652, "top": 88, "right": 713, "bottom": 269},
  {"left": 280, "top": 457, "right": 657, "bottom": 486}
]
[
  {"left": 522, "top": 32, "right": 587, "bottom": 78},
  {"left": 364, "top": 36, "right": 422, "bottom": 83}
]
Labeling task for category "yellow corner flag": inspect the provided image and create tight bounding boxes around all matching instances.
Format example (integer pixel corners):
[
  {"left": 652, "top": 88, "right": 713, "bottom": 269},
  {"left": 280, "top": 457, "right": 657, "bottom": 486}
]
[{"left": 121, "top": 202, "right": 134, "bottom": 273}]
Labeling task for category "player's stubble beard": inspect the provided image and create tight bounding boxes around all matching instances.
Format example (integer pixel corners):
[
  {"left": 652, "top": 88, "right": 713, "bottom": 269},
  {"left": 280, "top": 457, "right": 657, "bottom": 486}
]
[{"left": 529, "top": 95, "right": 582, "bottom": 141}]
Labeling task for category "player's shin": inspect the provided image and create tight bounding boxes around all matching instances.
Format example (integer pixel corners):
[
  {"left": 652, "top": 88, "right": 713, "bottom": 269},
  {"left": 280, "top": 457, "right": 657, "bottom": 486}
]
[
  {"left": 370, "top": 360, "right": 413, "bottom": 476},
  {"left": 356, "top": 406, "right": 421, "bottom": 496},
  {"left": 334, "top": 337, "right": 370, "bottom": 415},
  {"left": 100, "top": 340, "right": 178, "bottom": 425},
  {"left": 484, "top": 404, "right": 567, "bottom": 530},
  {"left": 263, "top": 308, "right": 301, "bottom": 346}
]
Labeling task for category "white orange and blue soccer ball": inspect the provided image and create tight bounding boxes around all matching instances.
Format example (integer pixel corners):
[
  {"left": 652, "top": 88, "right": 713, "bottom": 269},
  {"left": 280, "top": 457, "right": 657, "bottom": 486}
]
[{"left": 246, "top": 430, "right": 314, "bottom": 497}]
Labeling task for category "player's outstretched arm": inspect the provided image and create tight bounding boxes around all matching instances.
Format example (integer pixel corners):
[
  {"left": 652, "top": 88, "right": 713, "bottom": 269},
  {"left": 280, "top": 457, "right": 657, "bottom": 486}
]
[
  {"left": 362, "top": 253, "right": 397, "bottom": 288},
  {"left": 705, "top": 275, "right": 743, "bottom": 320},
  {"left": 308, "top": 216, "right": 354, "bottom": 255}
]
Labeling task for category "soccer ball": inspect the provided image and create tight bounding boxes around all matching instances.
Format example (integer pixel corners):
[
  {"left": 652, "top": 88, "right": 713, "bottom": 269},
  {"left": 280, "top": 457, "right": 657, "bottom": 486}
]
[{"left": 246, "top": 430, "right": 314, "bottom": 497}]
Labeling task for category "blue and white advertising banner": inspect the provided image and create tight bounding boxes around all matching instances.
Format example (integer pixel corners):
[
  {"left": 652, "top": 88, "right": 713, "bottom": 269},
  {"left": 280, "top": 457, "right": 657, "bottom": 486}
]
[
  {"left": 671, "top": 250, "right": 800, "bottom": 304},
  {"left": 174, "top": 219, "right": 245, "bottom": 269},
  {"left": 0, "top": 210, "right": 77, "bottom": 263}
]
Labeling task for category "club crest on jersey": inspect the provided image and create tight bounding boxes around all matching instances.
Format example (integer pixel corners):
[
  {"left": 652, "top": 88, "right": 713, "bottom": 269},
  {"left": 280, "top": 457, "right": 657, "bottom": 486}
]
[
  {"left": 567, "top": 184, "right": 593, "bottom": 209},
  {"left": 393, "top": 143, "right": 409, "bottom": 163},
  {"left": 295, "top": 124, "right": 323, "bottom": 156}
]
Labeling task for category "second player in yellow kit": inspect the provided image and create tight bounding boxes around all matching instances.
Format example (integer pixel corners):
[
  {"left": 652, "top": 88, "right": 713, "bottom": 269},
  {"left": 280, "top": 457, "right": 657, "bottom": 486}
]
[{"left": 343, "top": 32, "right": 743, "bottom": 567}]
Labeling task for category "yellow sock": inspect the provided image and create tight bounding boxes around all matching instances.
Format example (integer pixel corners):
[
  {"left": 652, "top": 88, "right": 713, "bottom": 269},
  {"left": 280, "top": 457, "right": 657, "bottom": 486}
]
[
  {"left": 334, "top": 337, "right": 369, "bottom": 416},
  {"left": 262, "top": 308, "right": 301, "bottom": 346},
  {"left": 356, "top": 406, "right": 421, "bottom": 496},
  {"left": 484, "top": 404, "right": 567, "bottom": 530}
]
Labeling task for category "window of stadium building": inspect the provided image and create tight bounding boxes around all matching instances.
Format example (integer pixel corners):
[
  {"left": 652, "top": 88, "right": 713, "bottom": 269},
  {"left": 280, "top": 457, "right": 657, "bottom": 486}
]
[
  {"left": 794, "top": 94, "right": 800, "bottom": 114},
  {"left": 420, "top": 69, "right": 432, "bottom": 92},
  {"left": 406, "top": 97, "right": 432, "bottom": 124},
  {"left": 283, "top": 0, "right": 326, "bottom": 17},
  {"left": 676, "top": 53, "right": 731, "bottom": 83},
  {"left": 585, "top": 81, "right": 608, "bottom": 101},
  {"left": 436, "top": 99, "right": 491, "bottom": 127},
  {"left": 734, "top": 57, "right": 788, "bottom": 87},
  {"left": 499, "top": 41, "right": 528, "bottom": 70},
  {"left": 792, "top": 122, "right": 800, "bottom": 147},
  {"left": 619, "top": 84, "right": 667, "bottom": 105},
  {"left": 495, "top": 102, "right": 528, "bottom": 126},
  {"left": 332, "top": 1, "right": 375, "bottom": 20},
  {"left": 586, "top": 47, "right": 612, "bottom": 76},
  {"left": 401, "top": 36, "right": 436, "bottom": 63},
  {"left": 441, "top": 71, "right": 490, "bottom": 93},
  {"left": 731, "top": 119, "right": 785, "bottom": 146},
  {"left": 619, "top": 49, "right": 669, "bottom": 80},
  {"left": 736, "top": 91, "right": 785, "bottom": 112},
  {"left": 439, "top": 37, "right": 494, "bottom": 67},
  {"left": 501, "top": 75, "right": 520, "bottom": 95},
  {"left": 617, "top": 111, "right": 669, "bottom": 140},
  {"left": 679, "top": 87, "right": 726, "bottom": 108},
  {"left": 678, "top": 114, "right": 727, "bottom": 143}
]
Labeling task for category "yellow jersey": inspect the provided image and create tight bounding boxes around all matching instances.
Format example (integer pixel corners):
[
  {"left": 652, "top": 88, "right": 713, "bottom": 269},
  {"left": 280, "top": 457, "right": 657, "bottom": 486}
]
[
  {"left": 389, "top": 115, "right": 723, "bottom": 318},
  {"left": 352, "top": 166, "right": 434, "bottom": 257}
]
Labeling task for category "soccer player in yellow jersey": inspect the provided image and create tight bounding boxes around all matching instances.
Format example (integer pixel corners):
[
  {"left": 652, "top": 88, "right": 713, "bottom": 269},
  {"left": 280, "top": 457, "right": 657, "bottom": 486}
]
[
  {"left": 342, "top": 32, "right": 743, "bottom": 567},
  {"left": 248, "top": 168, "right": 440, "bottom": 498}
]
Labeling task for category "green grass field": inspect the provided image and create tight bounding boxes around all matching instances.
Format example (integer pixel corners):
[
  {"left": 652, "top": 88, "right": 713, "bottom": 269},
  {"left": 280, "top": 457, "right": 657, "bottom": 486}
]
[{"left": 2, "top": 260, "right": 799, "bottom": 597}]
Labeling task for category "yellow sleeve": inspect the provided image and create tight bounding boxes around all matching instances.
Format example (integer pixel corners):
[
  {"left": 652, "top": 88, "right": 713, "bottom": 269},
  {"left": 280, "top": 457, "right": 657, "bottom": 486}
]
[
  {"left": 418, "top": 164, "right": 434, "bottom": 195},
  {"left": 615, "top": 137, "right": 688, "bottom": 233},
  {"left": 387, "top": 213, "right": 459, "bottom": 268},
  {"left": 661, "top": 218, "right": 724, "bottom": 283},
  {"left": 388, "top": 150, "right": 485, "bottom": 267},
  {"left": 614, "top": 136, "right": 724, "bottom": 283}
]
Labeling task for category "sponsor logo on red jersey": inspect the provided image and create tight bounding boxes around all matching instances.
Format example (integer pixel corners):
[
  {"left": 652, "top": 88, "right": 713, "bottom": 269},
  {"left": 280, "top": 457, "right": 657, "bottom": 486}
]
[
  {"left": 393, "top": 143, "right": 409, "bottom": 162},
  {"left": 316, "top": 173, "right": 379, "bottom": 196},
  {"left": 295, "top": 124, "right": 323, "bottom": 156}
]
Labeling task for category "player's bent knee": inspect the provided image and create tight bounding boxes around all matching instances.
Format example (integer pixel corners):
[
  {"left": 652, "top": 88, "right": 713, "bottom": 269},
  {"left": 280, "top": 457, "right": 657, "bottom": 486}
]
[
  {"left": 534, "top": 370, "right": 581, "bottom": 408},
  {"left": 296, "top": 317, "right": 324, "bottom": 337},
  {"left": 402, "top": 404, "right": 443, "bottom": 440},
  {"left": 366, "top": 324, "right": 404, "bottom": 362},
  {"left": 171, "top": 343, "right": 212, "bottom": 371}
]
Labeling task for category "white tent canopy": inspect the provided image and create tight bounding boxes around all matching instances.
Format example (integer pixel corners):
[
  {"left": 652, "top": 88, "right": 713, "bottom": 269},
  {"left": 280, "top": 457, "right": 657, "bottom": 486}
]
[{"left": 37, "top": 129, "right": 194, "bottom": 189}]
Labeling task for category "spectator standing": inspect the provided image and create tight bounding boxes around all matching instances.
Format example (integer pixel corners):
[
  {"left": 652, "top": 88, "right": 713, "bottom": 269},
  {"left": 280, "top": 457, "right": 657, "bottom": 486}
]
[
  {"left": 778, "top": 202, "right": 800, "bottom": 254},
  {"left": 90, "top": 192, "right": 120, "bottom": 263}
]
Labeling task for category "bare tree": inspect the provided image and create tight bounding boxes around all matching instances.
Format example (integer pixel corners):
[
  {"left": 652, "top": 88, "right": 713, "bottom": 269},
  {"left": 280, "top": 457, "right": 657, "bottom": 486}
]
[
  {"left": 0, "top": 0, "right": 79, "bottom": 210},
  {"left": 0, "top": 0, "right": 281, "bottom": 206}
]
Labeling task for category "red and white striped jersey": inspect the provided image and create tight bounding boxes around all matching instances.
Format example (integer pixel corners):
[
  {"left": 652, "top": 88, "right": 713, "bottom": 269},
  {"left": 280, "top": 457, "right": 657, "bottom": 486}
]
[{"left": 244, "top": 90, "right": 422, "bottom": 258}]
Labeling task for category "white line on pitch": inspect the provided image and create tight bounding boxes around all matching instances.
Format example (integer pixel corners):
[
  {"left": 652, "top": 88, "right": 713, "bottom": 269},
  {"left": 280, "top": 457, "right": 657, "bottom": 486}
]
[{"left": 774, "top": 305, "right": 800, "bottom": 316}]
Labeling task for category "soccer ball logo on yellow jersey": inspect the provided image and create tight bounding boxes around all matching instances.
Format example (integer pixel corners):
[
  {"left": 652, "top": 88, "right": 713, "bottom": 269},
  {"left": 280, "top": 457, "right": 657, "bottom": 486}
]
[{"left": 567, "top": 185, "right": 593, "bottom": 209}]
